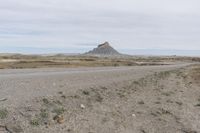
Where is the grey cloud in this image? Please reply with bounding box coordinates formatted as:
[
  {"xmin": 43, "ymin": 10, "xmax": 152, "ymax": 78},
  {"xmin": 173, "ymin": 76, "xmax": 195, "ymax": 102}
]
[{"xmin": 0, "ymin": 0, "xmax": 200, "ymax": 52}]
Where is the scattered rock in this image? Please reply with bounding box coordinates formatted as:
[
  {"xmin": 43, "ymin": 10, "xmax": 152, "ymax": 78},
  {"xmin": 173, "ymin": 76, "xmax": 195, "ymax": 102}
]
[
  {"xmin": 138, "ymin": 100, "xmax": 145, "ymax": 105},
  {"xmin": 132, "ymin": 114, "xmax": 136, "ymax": 117},
  {"xmin": 80, "ymin": 104, "xmax": 86, "ymax": 109},
  {"xmin": 53, "ymin": 115, "xmax": 65, "ymax": 124},
  {"xmin": 175, "ymin": 101, "xmax": 183, "ymax": 106},
  {"xmin": 58, "ymin": 91, "xmax": 63, "ymax": 95},
  {"xmin": 140, "ymin": 129, "xmax": 147, "ymax": 133},
  {"xmin": 57, "ymin": 117, "xmax": 65, "ymax": 124}
]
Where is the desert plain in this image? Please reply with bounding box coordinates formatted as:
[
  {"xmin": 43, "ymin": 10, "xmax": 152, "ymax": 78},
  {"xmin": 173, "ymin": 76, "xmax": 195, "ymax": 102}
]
[{"xmin": 0, "ymin": 54, "xmax": 200, "ymax": 133}]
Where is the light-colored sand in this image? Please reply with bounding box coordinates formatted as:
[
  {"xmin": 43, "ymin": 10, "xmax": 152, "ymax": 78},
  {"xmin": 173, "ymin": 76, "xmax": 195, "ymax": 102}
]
[{"xmin": 0, "ymin": 59, "xmax": 18, "ymax": 63}]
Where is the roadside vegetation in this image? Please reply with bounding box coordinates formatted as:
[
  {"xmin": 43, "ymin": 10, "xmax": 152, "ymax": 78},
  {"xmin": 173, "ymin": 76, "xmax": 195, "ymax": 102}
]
[
  {"xmin": 0, "ymin": 108, "xmax": 8, "ymax": 119},
  {"xmin": 0, "ymin": 54, "xmax": 199, "ymax": 69}
]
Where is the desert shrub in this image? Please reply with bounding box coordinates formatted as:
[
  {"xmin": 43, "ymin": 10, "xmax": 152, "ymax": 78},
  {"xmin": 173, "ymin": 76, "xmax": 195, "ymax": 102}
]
[
  {"xmin": 42, "ymin": 98, "xmax": 49, "ymax": 104},
  {"xmin": 30, "ymin": 118, "xmax": 40, "ymax": 126},
  {"xmin": 82, "ymin": 90, "xmax": 90, "ymax": 95},
  {"xmin": 52, "ymin": 107, "xmax": 65, "ymax": 115},
  {"xmin": 0, "ymin": 109, "xmax": 8, "ymax": 119},
  {"xmin": 40, "ymin": 109, "xmax": 49, "ymax": 118}
]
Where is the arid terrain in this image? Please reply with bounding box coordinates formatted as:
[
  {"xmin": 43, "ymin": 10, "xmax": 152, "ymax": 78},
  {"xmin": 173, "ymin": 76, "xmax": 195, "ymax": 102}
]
[
  {"xmin": 1, "ymin": 0, "xmax": 200, "ymax": 132},
  {"xmin": 0, "ymin": 54, "xmax": 200, "ymax": 69},
  {"xmin": 0, "ymin": 55, "xmax": 200, "ymax": 133}
]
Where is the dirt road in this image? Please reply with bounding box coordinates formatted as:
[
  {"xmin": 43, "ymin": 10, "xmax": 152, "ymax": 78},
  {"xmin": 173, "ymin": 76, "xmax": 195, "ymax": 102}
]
[{"xmin": 0, "ymin": 64, "xmax": 189, "ymax": 107}]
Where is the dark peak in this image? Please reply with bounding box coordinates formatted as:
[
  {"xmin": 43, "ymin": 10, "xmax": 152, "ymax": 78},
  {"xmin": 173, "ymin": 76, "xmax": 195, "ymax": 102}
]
[
  {"xmin": 98, "ymin": 41, "xmax": 110, "ymax": 48},
  {"xmin": 85, "ymin": 41, "xmax": 121, "ymax": 56}
]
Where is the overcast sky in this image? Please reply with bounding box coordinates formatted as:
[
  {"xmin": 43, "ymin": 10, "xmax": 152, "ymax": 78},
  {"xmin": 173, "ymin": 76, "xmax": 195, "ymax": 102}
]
[{"xmin": 0, "ymin": 0, "xmax": 200, "ymax": 54}]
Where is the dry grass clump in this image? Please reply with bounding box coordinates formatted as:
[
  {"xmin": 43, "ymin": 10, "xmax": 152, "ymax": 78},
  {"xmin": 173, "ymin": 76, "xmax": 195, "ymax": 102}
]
[
  {"xmin": 189, "ymin": 65, "xmax": 200, "ymax": 85},
  {"xmin": 0, "ymin": 108, "xmax": 8, "ymax": 119},
  {"xmin": 30, "ymin": 118, "xmax": 40, "ymax": 126}
]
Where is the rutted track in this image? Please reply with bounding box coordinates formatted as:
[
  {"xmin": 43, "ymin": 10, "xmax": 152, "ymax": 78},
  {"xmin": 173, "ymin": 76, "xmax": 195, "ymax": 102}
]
[{"xmin": 0, "ymin": 64, "xmax": 191, "ymax": 107}]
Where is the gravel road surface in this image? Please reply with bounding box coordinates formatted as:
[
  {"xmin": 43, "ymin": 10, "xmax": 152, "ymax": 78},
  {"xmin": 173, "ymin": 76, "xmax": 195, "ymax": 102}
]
[{"xmin": 0, "ymin": 64, "xmax": 190, "ymax": 107}]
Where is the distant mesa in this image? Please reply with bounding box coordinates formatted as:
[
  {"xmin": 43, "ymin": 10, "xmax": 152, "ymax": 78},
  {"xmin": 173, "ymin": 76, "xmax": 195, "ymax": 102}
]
[{"xmin": 85, "ymin": 42, "xmax": 121, "ymax": 56}]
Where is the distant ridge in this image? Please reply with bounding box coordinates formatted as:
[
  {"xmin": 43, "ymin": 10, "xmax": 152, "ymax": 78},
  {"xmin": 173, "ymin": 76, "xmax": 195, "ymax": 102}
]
[{"xmin": 85, "ymin": 42, "xmax": 121, "ymax": 56}]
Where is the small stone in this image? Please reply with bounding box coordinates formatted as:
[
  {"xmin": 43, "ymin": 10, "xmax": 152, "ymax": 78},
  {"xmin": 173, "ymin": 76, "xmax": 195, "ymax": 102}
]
[
  {"xmin": 54, "ymin": 115, "xmax": 65, "ymax": 124},
  {"xmin": 80, "ymin": 104, "xmax": 85, "ymax": 109},
  {"xmin": 132, "ymin": 114, "xmax": 136, "ymax": 117},
  {"xmin": 57, "ymin": 117, "xmax": 65, "ymax": 124},
  {"xmin": 138, "ymin": 100, "xmax": 145, "ymax": 105}
]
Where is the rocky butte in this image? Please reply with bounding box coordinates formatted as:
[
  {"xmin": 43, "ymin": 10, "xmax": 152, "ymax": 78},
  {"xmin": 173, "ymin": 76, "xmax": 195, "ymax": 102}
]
[{"xmin": 85, "ymin": 42, "xmax": 121, "ymax": 56}]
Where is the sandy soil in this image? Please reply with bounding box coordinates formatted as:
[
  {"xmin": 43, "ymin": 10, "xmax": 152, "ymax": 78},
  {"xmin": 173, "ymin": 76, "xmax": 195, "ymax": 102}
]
[{"xmin": 0, "ymin": 63, "xmax": 199, "ymax": 133}]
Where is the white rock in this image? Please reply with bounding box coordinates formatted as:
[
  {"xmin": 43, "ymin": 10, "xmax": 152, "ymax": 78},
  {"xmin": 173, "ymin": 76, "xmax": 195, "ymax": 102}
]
[
  {"xmin": 132, "ymin": 114, "xmax": 136, "ymax": 117},
  {"xmin": 80, "ymin": 104, "xmax": 85, "ymax": 109}
]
